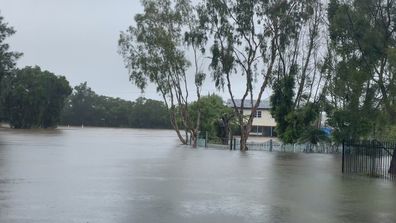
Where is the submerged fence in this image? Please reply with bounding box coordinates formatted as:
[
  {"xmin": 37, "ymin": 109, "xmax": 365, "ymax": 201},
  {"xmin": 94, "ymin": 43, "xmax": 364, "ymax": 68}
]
[
  {"xmin": 197, "ymin": 135, "xmax": 340, "ymax": 154},
  {"xmin": 342, "ymin": 140, "xmax": 396, "ymax": 180},
  {"xmin": 231, "ymin": 139, "xmax": 340, "ymax": 153}
]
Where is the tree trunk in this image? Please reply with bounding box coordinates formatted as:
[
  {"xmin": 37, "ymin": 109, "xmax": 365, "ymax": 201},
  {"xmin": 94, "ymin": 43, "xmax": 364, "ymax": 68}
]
[
  {"xmin": 169, "ymin": 110, "xmax": 187, "ymax": 145},
  {"xmin": 174, "ymin": 128, "xmax": 187, "ymax": 145},
  {"xmin": 240, "ymin": 128, "xmax": 249, "ymax": 151},
  {"xmin": 191, "ymin": 130, "xmax": 198, "ymax": 148},
  {"xmin": 388, "ymin": 150, "xmax": 396, "ymax": 174}
]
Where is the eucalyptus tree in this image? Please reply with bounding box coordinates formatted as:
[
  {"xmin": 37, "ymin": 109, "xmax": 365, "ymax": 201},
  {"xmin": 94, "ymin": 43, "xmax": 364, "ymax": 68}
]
[
  {"xmin": 200, "ymin": 0, "xmax": 318, "ymax": 150},
  {"xmin": 119, "ymin": 0, "xmax": 207, "ymax": 147},
  {"xmin": 326, "ymin": 0, "xmax": 396, "ymax": 174},
  {"xmin": 326, "ymin": 0, "xmax": 396, "ymax": 141},
  {"xmin": 270, "ymin": 0, "xmax": 327, "ymax": 143},
  {"xmin": 180, "ymin": 0, "xmax": 208, "ymax": 147}
]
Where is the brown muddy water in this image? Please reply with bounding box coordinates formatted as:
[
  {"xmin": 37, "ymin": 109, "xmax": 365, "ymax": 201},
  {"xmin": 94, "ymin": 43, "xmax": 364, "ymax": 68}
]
[{"xmin": 0, "ymin": 127, "xmax": 395, "ymax": 223}]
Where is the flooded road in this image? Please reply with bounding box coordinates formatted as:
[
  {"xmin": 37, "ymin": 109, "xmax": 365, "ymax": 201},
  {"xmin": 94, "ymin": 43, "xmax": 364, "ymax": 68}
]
[{"xmin": 0, "ymin": 127, "xmax": 395, "ymax": 223}]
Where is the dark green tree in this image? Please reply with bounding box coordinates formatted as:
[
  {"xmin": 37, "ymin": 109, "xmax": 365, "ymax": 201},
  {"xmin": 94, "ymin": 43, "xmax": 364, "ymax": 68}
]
[
  {"xmin": 62, "ymin": 82, "xmax": 97, "ymax": 126},
  {"xmin": 188, "ymin": 94, "xmax": 234, "ymax": 144},
  {"xmin": 326, "ymin": 0, "xmax": 396, "ymax": 173},
  {"xmin": 270, "ymin": 71, "xmax": 295, "ymax": 143},
  {"xmin": 0, "ymin": 13, "xmax": 22, "ymax": 120},
  {"xmin": 0, "ymin": 13, "xmax": 22, "ymax": 84},
  {"xmin": 4, "ymin": 66, "xmax": 71, "ymax": 128},
  {"xmin": 327, "ymin": 0, "xmax": 396, "ymax": 135}
]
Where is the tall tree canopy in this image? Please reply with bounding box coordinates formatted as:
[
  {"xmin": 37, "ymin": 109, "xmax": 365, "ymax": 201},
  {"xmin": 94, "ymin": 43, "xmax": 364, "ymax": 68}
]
[
  {"xmin": 326, "ymin": 0, "xmax": 396, "ymax": 141},
  {"xmin": 3, "ymin": 66, "xmax": 72, "ymax": 128},
  {"xmin": 119, "ymin": 0, "xmax": 207, "ymax": 146},
  {"xmin": 200, "ymin": 0, "xmax": 322, "ymax": 150}
]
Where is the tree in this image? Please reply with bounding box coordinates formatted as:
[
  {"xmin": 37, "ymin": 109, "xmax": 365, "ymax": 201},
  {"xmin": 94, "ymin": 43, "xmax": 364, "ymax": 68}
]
[
  {"xmin": 326, "ymin": 0, "xmax": 396, "ymax": 173},
  {"xmin": 200, "ymin": 0, "xmax": 318, "ymax": 150},
  {"xmin": 268, "ymin": 0, "xmax": 329, "ymax": 145},
  {"xmin": 0, "ymin": 13, "xmax": 22, "ymax": 120},
  {"xmin": 0, "ymin": 13, "xmax": 22, "ymax": 84},
  {"xmin": 327, "ymin": 0, "xmax": 396, "ymax": 133},
  {"xmin": 3, "ymin": 66, "xmax": 72, "ymax": 128},
  {"xmin": 119, "ymin": 0, "xmax": 206, "ymax": 147},
  {"xmin": 270, "ymin": 71, "xmax": 295, "ymax": 143},
  {"xmin": 62, "ymin": 82, "xmax": 97, "ymax": 126},
  {"xmin": 188, "ymin": 94, "xmax": 234, "ymax": 144}
]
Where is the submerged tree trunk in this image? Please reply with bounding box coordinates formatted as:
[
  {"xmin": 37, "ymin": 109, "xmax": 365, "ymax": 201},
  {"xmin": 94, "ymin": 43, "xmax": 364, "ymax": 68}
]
[
  {"xmin": 389, "ymin": 150, "xmax": 396, "ymax": 174},
  {"xmin": 239, "ymin": 127, "xmax": 250, "ymax": 151},
  {"xmin": 191, "ymin": 129, "xmax": 198, "ymax": 148},
  {"xmin": 169, "ymin": 109, "xmax": 187, "ymax": 145}
]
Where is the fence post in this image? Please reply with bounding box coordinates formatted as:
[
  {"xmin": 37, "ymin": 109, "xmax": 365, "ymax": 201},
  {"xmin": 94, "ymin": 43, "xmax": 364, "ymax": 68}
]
[
  {"xmin": 269, "ymin": 139, "xmax": 273, "ymax": 152},
  {"xmin": 230, "ymin": 135, "xmax": 233, "ymax": 150},
  {"xmin": 342, "ymin": 140, "xmax": 345, "ymax": 173},
  {"xmin": 370, "ymin": 140, "xmax": 375, "ymax": 176},
  {"xmin": 205, "ymin": 131, "xmax": 208, "ymax": 148}
]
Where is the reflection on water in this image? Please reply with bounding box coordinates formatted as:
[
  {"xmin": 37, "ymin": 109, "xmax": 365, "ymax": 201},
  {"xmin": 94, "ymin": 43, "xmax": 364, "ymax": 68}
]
[{"xmin": 0, "ymin": 127, "xmax": 395, "ymax": 223}]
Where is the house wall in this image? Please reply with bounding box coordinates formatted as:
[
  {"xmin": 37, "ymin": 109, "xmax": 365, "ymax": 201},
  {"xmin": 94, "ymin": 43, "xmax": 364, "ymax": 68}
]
[{"xmin": 242, "ymin": 109, "xmax": 276, "ymax": 127}]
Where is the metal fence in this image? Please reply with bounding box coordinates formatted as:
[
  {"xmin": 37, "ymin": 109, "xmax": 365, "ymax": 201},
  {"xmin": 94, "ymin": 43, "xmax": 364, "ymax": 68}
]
[
  {"xmin": 197, "ymin": 136, "xmax": 340, "ymax": 154},
  {"xmin": 231, "ymin": 139, "xmax": 340, "ymax": 153},
  {"xmin": 342, "ymin": 140, "xmax": 396, "ymax": 180}
]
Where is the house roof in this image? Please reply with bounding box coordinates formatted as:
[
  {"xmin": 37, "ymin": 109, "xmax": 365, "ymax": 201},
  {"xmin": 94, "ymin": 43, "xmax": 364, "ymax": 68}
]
[{"xmin": 226, "ymin": 99, "xmax": 271, "ymax": 109}]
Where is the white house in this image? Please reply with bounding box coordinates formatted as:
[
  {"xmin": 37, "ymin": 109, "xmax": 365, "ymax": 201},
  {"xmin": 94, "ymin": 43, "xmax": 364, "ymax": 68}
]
[{"xmin": 227, "ymin": 99, "xmax": 277, "ymax": 137}]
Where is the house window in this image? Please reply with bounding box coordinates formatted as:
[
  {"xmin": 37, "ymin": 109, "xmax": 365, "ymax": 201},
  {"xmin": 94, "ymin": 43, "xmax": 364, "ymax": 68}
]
[{"xmin": 254, "ymin": 111, "xmax": 262, "ymax": 118}]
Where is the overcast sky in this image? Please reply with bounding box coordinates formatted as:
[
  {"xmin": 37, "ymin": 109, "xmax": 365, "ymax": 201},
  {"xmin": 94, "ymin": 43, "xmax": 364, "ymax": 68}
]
[{"xmin": 1, "ymin": 0, "xmax": 272, "ymax": 102}]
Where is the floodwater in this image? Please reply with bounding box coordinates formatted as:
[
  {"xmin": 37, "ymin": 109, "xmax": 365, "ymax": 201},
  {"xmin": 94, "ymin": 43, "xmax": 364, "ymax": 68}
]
[{"xmin": 0, "ymin": 127, "xmax": 395, "ymax": 223}]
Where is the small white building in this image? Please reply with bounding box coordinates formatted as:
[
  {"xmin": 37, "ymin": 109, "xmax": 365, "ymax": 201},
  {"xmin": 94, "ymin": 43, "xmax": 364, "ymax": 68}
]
[{"xmin": 227, "ymin": 99, "xmax": 277, "ymax": 137}]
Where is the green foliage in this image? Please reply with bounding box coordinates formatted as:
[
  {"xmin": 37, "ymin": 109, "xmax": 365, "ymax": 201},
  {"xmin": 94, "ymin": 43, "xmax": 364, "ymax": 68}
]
[
  {"xmin": 327, "ymin": 108, "xmax": 374, "ymax": 142},
  {"xmin": 0, "ymin": 13, "xmax": 22, "ymax": 120},
  {"xmin": 326, "ymin": 0, "xmax": 396, "ymax": 140},
  {"xmin": 270, "ymin": 74, "xmax": 295, "ymax": 142},
  {"xmin": 298, "ymin": 127, "xmax": 330, "ymax": 145},
  {"xmin": 188, "ymin": 94, "xmax": 234, "ymax": 142},
  {"xmin": 270, "ymin": 63, "xmax": 327, "ymax": 143},
  {"xmin": 283, "ymin": 104, "xmax": 320, "ymax": 144},
  {"xmin": 0, "ymin": 14, "xmax": 22, "ymax": 83},
  {"xmin": 200, "ymin": 0, "xmax": 321, "ymax": 150},
  {"xmin": 61, "ymin": 82, "xmax": 171, "ymax": 129},
  {"xmin": 270, "ymin": 72, "xmax": 324, "ymax": 144},
  {"xmin": 118, "ymin": 0, "xmax": 190, "ymax": 95},
  {"xmin": 3, "ymin": 66, "xmax": 72, "ymax": 128},
  {"xmin": 129, "ymin": 97, "xmax": 171, "ymax": 129},
  {"xmin": 119, "ymin": 0, "xmax": 205, "ymax": 145}
]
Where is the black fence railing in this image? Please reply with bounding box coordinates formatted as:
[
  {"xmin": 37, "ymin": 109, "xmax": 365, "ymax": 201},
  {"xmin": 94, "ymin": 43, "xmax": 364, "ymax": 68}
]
[{"xmin": 342, "ymin": 140, "xmax": 396, "ymax": 180}]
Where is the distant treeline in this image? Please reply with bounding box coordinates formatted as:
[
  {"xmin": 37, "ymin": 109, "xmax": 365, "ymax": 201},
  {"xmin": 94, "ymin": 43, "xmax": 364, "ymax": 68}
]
[
  {"xmin": 0, "ymin": 67, "xmax": 172, "ymax": 129},
  {"xmin": 60, "ymin": 82, "xmax": 171, "ymax": 129},
  {"xmin": 0, "ymin": 14, "xmax": 172, "ymax": 130}
]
